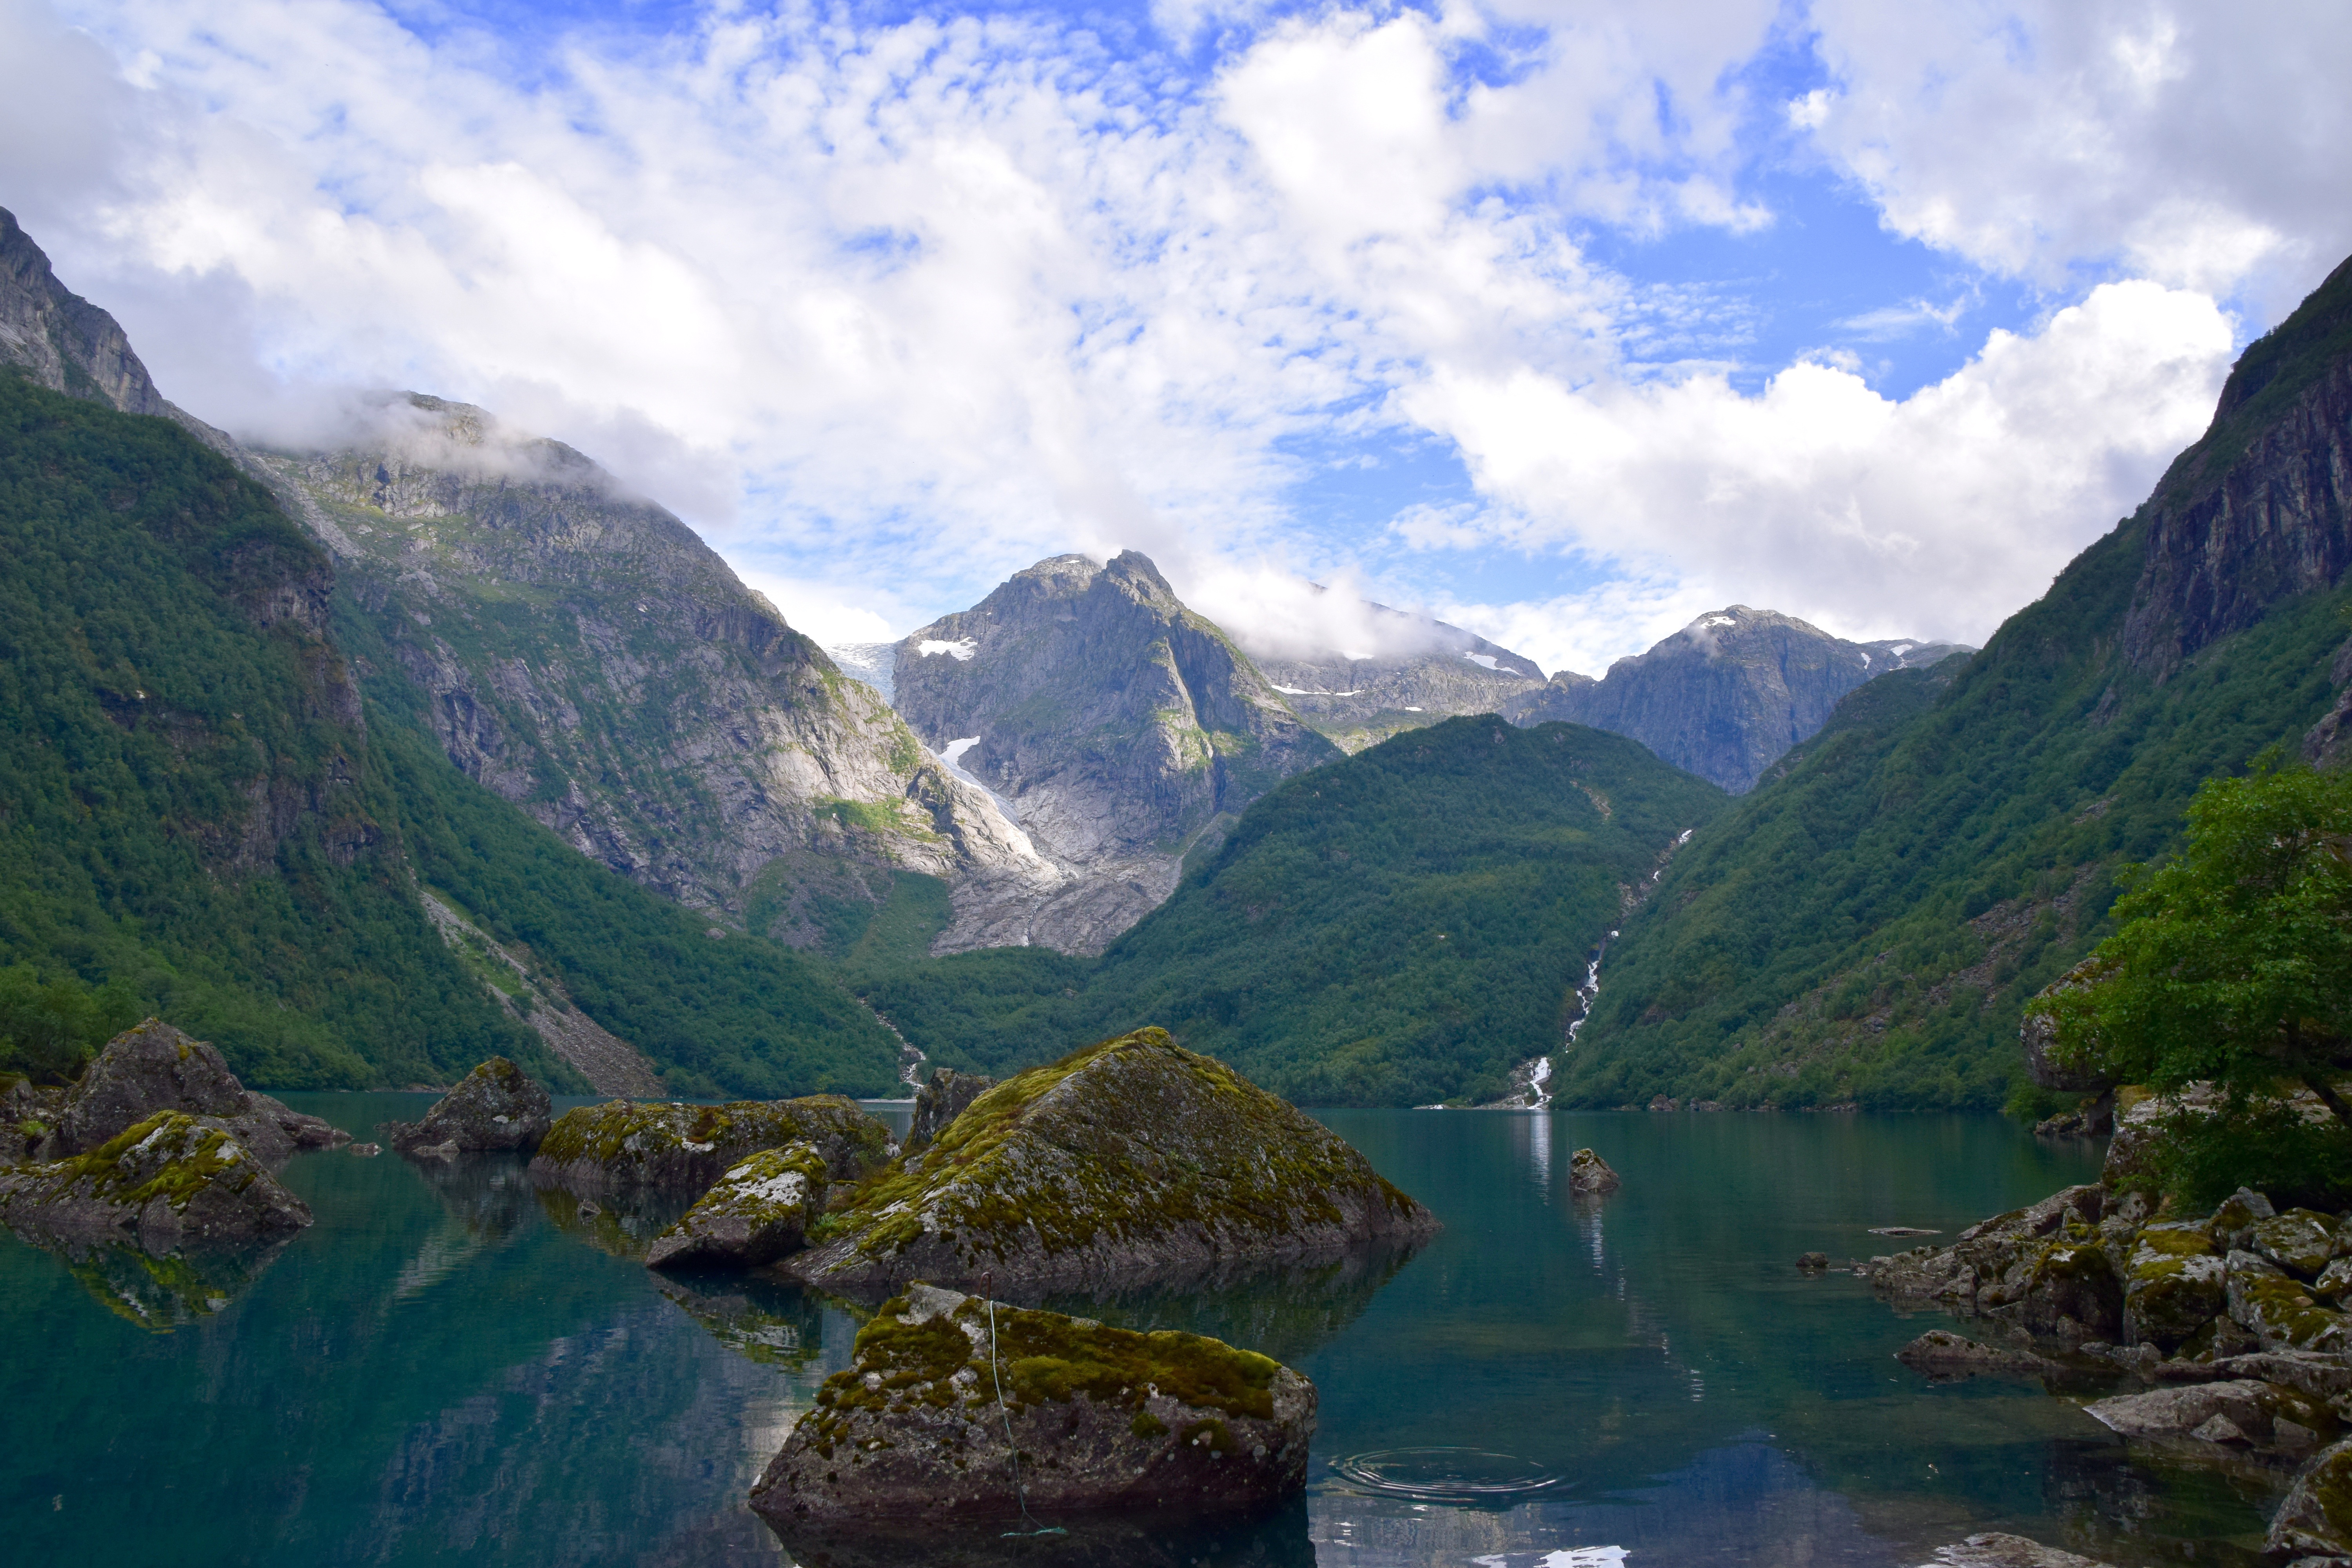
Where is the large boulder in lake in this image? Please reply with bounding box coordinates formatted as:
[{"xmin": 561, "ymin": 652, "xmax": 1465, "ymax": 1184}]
[
  {"xmin": 646, "ymin": 1143, "xmax": 830, "ymax": 1270},
  {"xmin": 784, "ymin": 1028, "xmax": 1439, "ymax": 1298},
  {"xmin": 905, "ymin": 1067, "xmax": 994, "ymax": 1153},
  {"xmin": 0, "ymin": 1110, "xmax": 312, "ymax": 1249},
  {"xmin": 528, "ymin": 1096, "xmax": 891, "ymax": 1198},
  {"xmin": 50, "ymin": 1019, "xmax": 347, "ymax": 1167},
  {"xmin": 1568, "ymin": 1147, "xmax": 1621, "ymax": 1195},
  {"xmin": 749, "ymin": 1283, "xmax": 1313, "ymax": 1538},
  {"xmin": 380, "ymin": 1057, "xmax": 551, "ymax": 1154}
]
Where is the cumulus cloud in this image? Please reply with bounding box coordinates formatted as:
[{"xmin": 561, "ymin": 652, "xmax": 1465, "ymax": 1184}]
[{"xmin": 0, "ymin": 0, "xmax": 2341, "ymax": 673}]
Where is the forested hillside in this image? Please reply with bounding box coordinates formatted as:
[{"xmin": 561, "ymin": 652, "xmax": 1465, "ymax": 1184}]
[
  {"xmin": 1562, "ymin": 253, "xmax": 2352, "ymax": 1112},
  {"xmin": 0, "ymin": 372, "xmax": 904, "ymax": 1096},
  {"xmin": 851, "ymin": 717, "xmax": 1727, "ymax": 1105}
]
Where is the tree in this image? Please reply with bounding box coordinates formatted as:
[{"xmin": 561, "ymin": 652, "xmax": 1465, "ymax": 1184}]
[{"xmin": 2031, "ymin": 754, "xmax": 2352, "ymax": 1120}]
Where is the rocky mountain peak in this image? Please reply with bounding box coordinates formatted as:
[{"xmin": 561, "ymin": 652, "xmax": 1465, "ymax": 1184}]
[
  {"xmin": 891, "ymin": 550, "xmax": 1339, "ymax": 953},
  {"xmin": 0, "ymin": 208, "xmax": 170, "ymax": 419},
  {"xmin": 1243, "ymin": 596, "xmax": 1547, "ymax": 752}
]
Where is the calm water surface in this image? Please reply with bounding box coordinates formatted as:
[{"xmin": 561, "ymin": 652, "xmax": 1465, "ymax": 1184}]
[{"xmin": 0, "ymin": 1100, "xmax": 2292, "ymax": 1566}]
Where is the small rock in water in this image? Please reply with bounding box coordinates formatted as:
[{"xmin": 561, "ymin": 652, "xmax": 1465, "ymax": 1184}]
[
  {"xmin": 530, "ymin": 1096, "xmax": 891, "ymax": 1200},
  {"xmin": 49, "ymin": 1018, "xmax": 347, "ymax": 1168},
  {"xmin": 1568, "ymin": 1147, "xmax": 1621, "ymax": 1196},
  {"xmin": 0, "ymin": 1110, "xmax": 313, "ymax": 1249},
  {"xmin": 1797, "ymin": 1252, "xmax": 1829, "ymax": 1271},
  {"xmin": 347, "ymin": 1142, "xmax": 381, "ymax": 1157},
  {"xmin": 749, "ymin": 1283, "xmax": 1313, "ymax": 1539},
  {"xmin": 1918, "ymin": 1533, "xmax": 2116, "ymax": 1568},
  {"xmin": 1895, "ymin": 1329, "xmax": 2055, "ymax": 1380},
  {"xmin": 380, "ymin": 1057, "xmax": 553, "ymax": 1154},
  {"xmin": 1868, "ymin": 1225, "xmax": 1940, "ymax": 1237}
]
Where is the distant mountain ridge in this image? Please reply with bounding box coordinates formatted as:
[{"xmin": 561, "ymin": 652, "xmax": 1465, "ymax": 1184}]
[
  {"xmin": 1505, "ymin": 606, "xmax": 1970, "ymax": 793},
  {"xmin": 1242, "ymin": 600, "xmax": 1545, "ymax": 752}
]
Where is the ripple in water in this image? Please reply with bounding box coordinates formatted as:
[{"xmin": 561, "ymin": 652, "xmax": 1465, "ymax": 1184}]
[{"xmin": 1331, "ymin": 1446, "xmax": 1564, "ymax": 1505}]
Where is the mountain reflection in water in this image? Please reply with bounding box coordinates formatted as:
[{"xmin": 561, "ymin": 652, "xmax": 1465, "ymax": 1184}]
[{"xmin": 0, "ymin": 1093, "xmax": 2288, "ymax": 1565}]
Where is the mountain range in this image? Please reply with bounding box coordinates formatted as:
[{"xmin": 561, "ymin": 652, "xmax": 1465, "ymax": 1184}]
[{"xmin": 9, "ymin": 194, "xmax": 2347, "ymax": 1116}]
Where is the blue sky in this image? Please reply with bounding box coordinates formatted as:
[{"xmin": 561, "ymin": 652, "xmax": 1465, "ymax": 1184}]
[{"xmin": 5, "ymin": 0, "xmax": 2348, "ymax": 672}]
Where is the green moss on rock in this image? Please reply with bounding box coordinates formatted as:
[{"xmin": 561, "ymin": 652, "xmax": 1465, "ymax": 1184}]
[{"xmin": 530, "ymin": 1094, "xmax": 889, "ymax": 1198}]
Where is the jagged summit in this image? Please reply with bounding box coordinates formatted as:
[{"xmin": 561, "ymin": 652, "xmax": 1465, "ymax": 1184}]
[
  {"xmin": 891, "ymin": 550, "xmax": 1338, "ymax": 953},
  {"xmin": 1243, "ymin": 597, "xmax": 1546, "ymax": 752},
  {"xmin": 1506, "ymin": 605, "xmax": 1969, "ymax": 793}
]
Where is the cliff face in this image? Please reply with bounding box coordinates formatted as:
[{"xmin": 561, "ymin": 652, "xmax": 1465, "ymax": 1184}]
[
  {"xmin": 250, "ymin": 396, "xmax": 1036, "ymax": 926},
  {"xmin": 1247, "ymin": 605, "xmax": 1545, "ymax": 753},
  {"xmin": 0, "ymin": 208, "xmax": 172, "ymax": 419},
  {"xmin": 1503, "ymin": 607, "xmax": 1967, "ymax": 793},
  {"xmin": 892, "ymin": 553, "xmax": 1339, "ymax": 953},
  {"xmin": 2124, "ymin": 253, "xmax": 2352, "ymax": 677}
]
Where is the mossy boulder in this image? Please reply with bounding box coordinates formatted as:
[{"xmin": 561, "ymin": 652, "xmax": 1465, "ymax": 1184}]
[
  {"xmin": 1568, "ymin": 1147, "xmax": 1621, "ymax": 1195},
  {"xmin": 2085, "ymin": 1378, "xmax": 2333, "ymax": 1448},
  {"xmin": 2010, "ymin": 1231, "xmax": 2123, "ymax": 1343},
  {"xmin": 53, "ymin": 1019, "xmax": 346, "ymax": 1167},
  {"xmin": 2206, "ymin": 1187, "xmax": 2275, "ymax": 1250},
  {"xmin": 782, "ymin": 1028, "xmax": 1439, "ymax": 1297},
  {"xmin": 2123, "ymin": 1221, "xmax": 2226, "ymax": 1350},
  {"xmin": 2226, "ymin": 1250, "xmax": 2352, "ymax": 1353},
  {"xmin": 0, "ymin": 1110, "xmax": 312, "ymax": 1250},
  {"xmin": 646, "ymin": 1143, "xmax": 830, "ymax": 1270},
  {"xmin": 2268, "ymin": 1437, "xmax": 2352, "ymax": 1557},
  {"xmin": 381, "ymin": 1057, "xmax": 551, "ymax": 1154},
  {"xmin": 528, "ymin": 1095, "xmax": 891, "ymax": 1199},
  {"xmin": 906, "ymin": 1067, "xmax": 995, "ymax": 1154},
  {"xmin": 2250, "ymin": 1208, "xmax": 2339, "ymax": 1278},
  {"xmin": 749, "ymin": 1283, "xmax": 1314, "ymax": 1538}
]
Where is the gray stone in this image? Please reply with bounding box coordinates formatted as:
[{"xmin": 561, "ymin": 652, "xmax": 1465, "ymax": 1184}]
[
  {"xmin": 0, "ymin": 1111, "xmax": 312, "ymax": 1249},
  {"xmin": 2229, "ymin": 1250, "xmax": 2352, "ymax": 1353},
  {"xmin": 2257, "ymin": 1209, "xmax": 2342, "ymax": 1278},
  {"xmin": 381, "ymin": 1057, "xmax": 552, "ymax": 1154},
  {"xmin": 1895, "ymin": 1329, "xmax": 2056, "ymax": 1380},
  {"xmin": 529, "ymin": 1095, "xmax": 893, "ymax": 1199},
  {"xmin": 749, "ymin": 1284, "xmax": 1314, "ymax": 1534},
  {"xmin": 2270, "ymin": 1438, "xmax": 2352, "ymax": 1558},
  {"xmin": 905, "ymin": 1068, "xmax": 995, "ymax": 1153},
  {"xmin": 52, "ymin": 1020, "xmax": 346, "ymax": 1169},
  {"xmin": 646, "ymin": 1143, "xmax": 830, "ymax": 1271},
  {"xmin": 2122, "ymin": 1221, "xmax": 2225, "ymax": 1350},
  {"xmin": 1916, "ymin": 1533, "xmax": 2114, "ymax": 1568},
  {"xmin": 1568, "ymin": 1147, "xmax": 1622, "ymax": 1196}
]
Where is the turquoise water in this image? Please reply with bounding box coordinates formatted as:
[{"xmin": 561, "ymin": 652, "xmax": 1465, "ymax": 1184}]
[{"xmin": 0, "ymin": 1100, "xmax": 2290, "ymax": 1565}]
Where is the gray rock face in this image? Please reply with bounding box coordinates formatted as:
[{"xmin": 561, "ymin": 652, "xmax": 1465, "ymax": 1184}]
[
  {"xmin": 0, "ymin": 206, "xmax": 172, "ymax": 420},
  {"xmin": 645, "ymin": 1143, "xmax": 830, "ymax": 1270},
  {"xmin": 1245, "ymin": 601, "xmax": 1544, "ymax": 753},
  {"xmin": 244, "ymin": 394, "xmax": 1034, "ymax": 932},
  {"xmin": 787, "ymin": 1028, "xmax": 1439, "ymax": 1298},
  {"xmin": 381, "ymin": 1056, "xmax": 552, "ymax": 1153},
  {"xmin": 53, "ymin": 1020, "xmax": 347, "ymax": 1169},
  {"xmin": 1503, "ymin": 606, "xmax": 1969, "ymax": 793},
  {"xmin": 2084, "ymin": 1377, "xmax": 2332, "ymax": 1446},
  {"xmin": 2125, "ymin": 252, "xmax": 2352, "ymax": 678},
  {"xmin": 0, "ymin": 1110, "xmax": 313, "ymax": 1249},
  {"xmin": 1567, "ymin": 1147, "xmax": 1621, "ymax": 1195},
  {"xmin": 891, "ymin": 553, "xmax": 1340, "ymax": 954},
  {"xmin": 2269, "ymin": 1436, "xmax": 2352, "ymax": 1557},
  {"xmin": 528, "ymin": 1096, "xmax": 893, "ymax": 1199},
  {"xmin": 749, "ymin": 1284, "xmax": 1314, "ymax": 1535},
  {"xmin": 905, "ymin": 1067, "xmax": 995, "ymax": 1153}
]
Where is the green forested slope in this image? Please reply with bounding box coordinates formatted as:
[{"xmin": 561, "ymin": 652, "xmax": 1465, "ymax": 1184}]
[
  {"xmin": 0, "ymin": 373, "xmax": 903, "ymax": 1096},
  {"xmin": 852, "ymin": 717, "xmax": 1727, "ymax": 1105}
]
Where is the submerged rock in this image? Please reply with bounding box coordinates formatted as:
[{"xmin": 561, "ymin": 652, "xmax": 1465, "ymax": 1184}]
[
  {"xmin": 0, "ymin": 1110, "xmax": 312, "ymax": 1249},
  {"xmin": 783, "ymin": 1028, "xmax": 1439, "ymax": 1297},
  {"xmin": 528, "ymin": 1095, "xmax": 891, "ymax": 1198},
  {"xmin": 1568, "ymin": 1147, "xmax": 1621, "ymax": 1196},
  {"xmin": 1916, "ymin": 1534, "xmax": 2114, "ymax": 1568},
  {"xmin": 2268, "ymin": 1437, "xmax": 2352, "ymax": 1558},
  {"xmin": 46, "ymin": 1019, "xmax": 346, "ymax": 1168},
  {"xmin": 906, "ymin": 1067, "xmax": 995, "ymax": 1153},
  {"xmin": 749, "ymin": 1283, "xmax": 1314, "ymax": 1534},
  {"xmin": 1895, "ymin": 1329, "xmax": 2056, "ymax": 1380},
  {"xmin": 646, "ymin": 1143, "xmax": 830, "ymax": 1270},
  {"xmin": 380, "ymin": 1057, "xmax": 552, "ymax": 1154}
]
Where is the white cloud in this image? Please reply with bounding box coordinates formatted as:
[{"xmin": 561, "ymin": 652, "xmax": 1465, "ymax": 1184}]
[{"xmin": 2, "ymin": 0, "xmax": 2343, "ymax": 675}]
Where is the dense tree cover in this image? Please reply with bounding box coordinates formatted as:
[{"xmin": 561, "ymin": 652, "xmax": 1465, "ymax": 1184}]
[
  {"xmin": 0, "ymin": 372, "xmax": 545, "ymax": 1088},
  {"xmin": 0, "ymin": 374, "xmax": 902, "ymax": 1097},
  {"xmin": 2036, "ymin": 758, "xmax": 2352, "ymax": 1112},
  {"xmin": 851, "ymin": 717, "xmax": 1728, "ymax": 1105},
  {"xmin": 1559, "ymin": 538, "xmax": 2352, "ymax": 1112}
]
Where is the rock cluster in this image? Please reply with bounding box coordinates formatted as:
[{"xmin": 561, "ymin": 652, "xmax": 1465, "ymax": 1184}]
[
  {"xmin": 4, "ymin": 1019, "xmax": 347, "ymax": 1168},
  {"xmin": 528, "ymin": 1095, "xmax": 891, "ymax": 1198},
  {"xmin": 645, "ymin": 1143, "xmax": 831, "ymax": 1270},
  {"xmin": 381, "ymin": 1057, "xmax": 552, "ymax": 1154},
  {"xmin": 0, "ymin": 1111, "xmax": 312, "ymax": 1249},
  {"xmin": 784, "ymin": 1028, "xmax": 1440, "ymax": 1298},
  {"xmin": 749, "ymin": 1283, "xmax": 1314, "ymax": 1537}
]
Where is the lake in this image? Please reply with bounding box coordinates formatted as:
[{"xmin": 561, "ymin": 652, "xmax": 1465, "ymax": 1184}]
[{"xmin": 0, "ymin": 1100, "xmax": 2291, "ymax": 1565}]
